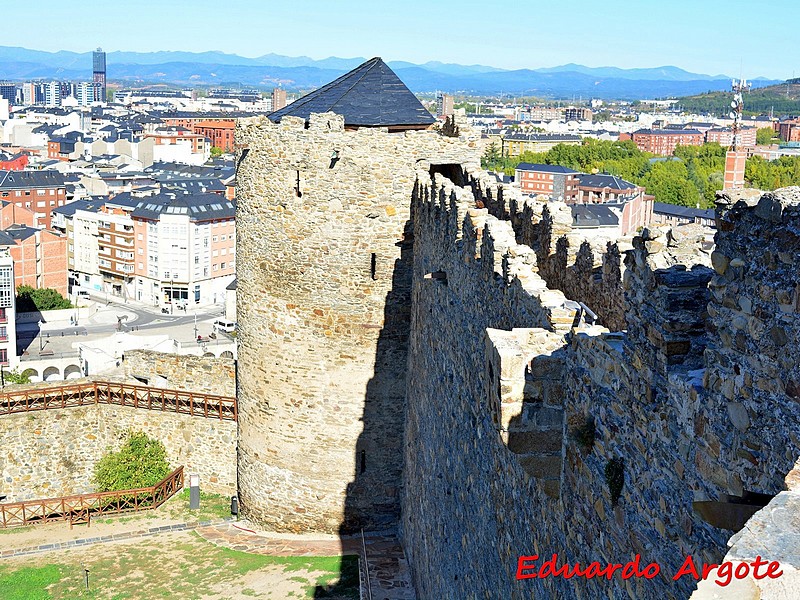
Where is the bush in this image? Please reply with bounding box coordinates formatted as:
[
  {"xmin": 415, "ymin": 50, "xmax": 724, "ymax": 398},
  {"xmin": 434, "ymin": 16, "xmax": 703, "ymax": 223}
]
[
  {"xmin": 15, "ymin": 286, "xmax": 72, "ymax": 312},
  {"xmin": 3, "ymin": 369, "xmax": 31, "ymax": 384},
  {"xmin": 94, "ymin": 431, "xmax": 171, "ymax": 492}
]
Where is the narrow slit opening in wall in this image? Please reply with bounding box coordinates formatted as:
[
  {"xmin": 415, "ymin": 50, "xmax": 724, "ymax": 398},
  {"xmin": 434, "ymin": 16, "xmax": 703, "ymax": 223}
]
[
  {"xmin": 360, "ymin": 450, "xmax": 366, "ymax": 474},
  {"xmin": 370, "ymin": 253, "xmax": 377, "ymax": 280},
  {"xmin": 295, "ymin": 170, "xmax": 302, "ymax": 198},
  {"xmin": 423, "ymin": 271, "xmax": 448, "ymax": 285}
]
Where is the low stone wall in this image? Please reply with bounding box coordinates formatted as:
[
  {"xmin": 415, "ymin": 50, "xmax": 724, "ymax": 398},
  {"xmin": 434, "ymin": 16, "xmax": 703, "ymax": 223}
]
[
  {"xmin": 120, "ymin": 350, "xmax": 236, "ymax": 396},
  {"xmin": 0, "ymin": 404, "xmax": 236, "ymax": 502}
]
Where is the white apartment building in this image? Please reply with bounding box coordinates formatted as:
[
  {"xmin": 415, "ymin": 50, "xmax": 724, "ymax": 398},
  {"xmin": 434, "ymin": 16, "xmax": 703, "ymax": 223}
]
[
  {"xmin": 132, "ymin": 192, "xmax": 235, "ymax": 306},
  {"xmin": 0, "ymin": 248, "xmax": 18, "ymax": 371},
  {"xmin": 57, "ymin": 192, "xmax": 235, "ymax": 306}
]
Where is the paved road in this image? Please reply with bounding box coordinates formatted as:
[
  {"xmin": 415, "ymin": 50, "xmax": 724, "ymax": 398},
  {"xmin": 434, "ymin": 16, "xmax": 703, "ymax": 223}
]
[{"xmin": 15, "ymin": 298, "xmax": 232, "ymax": 355}]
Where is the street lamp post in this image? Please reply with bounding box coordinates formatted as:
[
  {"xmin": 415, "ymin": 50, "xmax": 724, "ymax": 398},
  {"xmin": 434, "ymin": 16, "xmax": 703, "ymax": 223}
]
[{"xmin": 170, "ymin": 278, "xmax": 174, "ymax": 314}]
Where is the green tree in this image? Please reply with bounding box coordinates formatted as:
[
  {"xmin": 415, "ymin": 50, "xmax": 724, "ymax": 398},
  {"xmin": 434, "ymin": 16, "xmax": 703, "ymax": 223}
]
[
  {"xmin": 481, "ymin": 141, "xmax": 504, "ymax": 171},
  {"xmin": 15, "ymin": 286, "xmax": 72, "ymax": 312},
  {"xmin": 756, "ymin": 127, "xmax": 776, "ymax": 145},
  {"xmin": 93, "ymin": 431, "xmax": 171, "ymax": 492},
  {"xmin": 3, "ymin": 369, "xmax": 32, "ymax": 385},
  {"xmin": 210, "ymin": 146, "xmax": 224, "ymax": 157}
]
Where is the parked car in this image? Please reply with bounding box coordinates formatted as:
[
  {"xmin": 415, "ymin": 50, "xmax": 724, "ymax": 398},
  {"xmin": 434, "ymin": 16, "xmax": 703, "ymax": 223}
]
[{"xmin": 213, "ymin": 319, "xmax": 236, "ymax": 333}]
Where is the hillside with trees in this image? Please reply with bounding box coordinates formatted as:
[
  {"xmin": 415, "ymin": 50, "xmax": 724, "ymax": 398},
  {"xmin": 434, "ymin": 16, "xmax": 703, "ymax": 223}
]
[{"xmin": 675, "ymin": 80, "xmax": 800, "ymax": 116}]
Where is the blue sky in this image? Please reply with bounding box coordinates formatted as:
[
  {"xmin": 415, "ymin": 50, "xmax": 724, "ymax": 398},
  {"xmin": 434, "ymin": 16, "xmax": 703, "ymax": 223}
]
[{"xmin": 3, "ymin": 0, "xmax": 796, "ymax": 79}]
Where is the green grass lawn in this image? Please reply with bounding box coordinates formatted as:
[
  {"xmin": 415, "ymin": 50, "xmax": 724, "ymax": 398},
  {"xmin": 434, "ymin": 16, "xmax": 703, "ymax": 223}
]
[{"xmin": 0, "ymin": 532, "xmax": 359, "ymax": 599}]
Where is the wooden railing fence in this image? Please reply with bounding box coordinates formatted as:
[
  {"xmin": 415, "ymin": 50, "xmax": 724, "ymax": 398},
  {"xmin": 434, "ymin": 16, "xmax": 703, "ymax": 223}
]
[
  {"xmin": 0, "ymin": 381, "xmax": 236, "ymax": 421},
  {"xmin": 0, "ymin": 466, "xmax": 184, "ymax": 529}
]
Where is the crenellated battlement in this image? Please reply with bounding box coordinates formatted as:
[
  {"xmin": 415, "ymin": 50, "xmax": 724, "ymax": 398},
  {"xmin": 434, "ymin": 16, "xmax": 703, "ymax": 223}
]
[
  {"xmin": 412, "ymin": 168, "xmax": 582, "ymax": 333},
  {"xmin": 404, "ymin": 153, "xmax": 800, "ymax": 598}
]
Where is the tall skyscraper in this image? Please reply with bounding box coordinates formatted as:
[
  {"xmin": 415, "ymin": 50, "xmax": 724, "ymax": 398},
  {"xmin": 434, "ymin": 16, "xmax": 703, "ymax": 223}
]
[
  {"xmin": 0, "ymin": 82, "xmax": 16, "ymax": 105},
  {"xmin": 93, "ymin": 47, "xmax": 106, "ymax": 103}
]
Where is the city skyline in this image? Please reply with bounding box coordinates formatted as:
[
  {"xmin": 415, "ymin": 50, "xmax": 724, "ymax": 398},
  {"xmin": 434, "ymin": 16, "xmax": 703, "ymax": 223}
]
[{"xmin": 2, "ymin": 0, "xmax": 796, "ymax": 80}]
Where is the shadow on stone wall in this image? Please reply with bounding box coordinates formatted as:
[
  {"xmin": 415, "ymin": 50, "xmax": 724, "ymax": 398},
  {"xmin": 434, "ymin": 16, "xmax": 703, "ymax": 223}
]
[{"xmin": 313, "ymin": 218, "xmax": 414, "ymax": 598}]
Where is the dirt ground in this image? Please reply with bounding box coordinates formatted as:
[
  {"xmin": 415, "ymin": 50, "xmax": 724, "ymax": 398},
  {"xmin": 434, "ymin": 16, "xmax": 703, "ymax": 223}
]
[{"xmin": 1, "ymin": 530, "xmax": 355, "ymax": 599}]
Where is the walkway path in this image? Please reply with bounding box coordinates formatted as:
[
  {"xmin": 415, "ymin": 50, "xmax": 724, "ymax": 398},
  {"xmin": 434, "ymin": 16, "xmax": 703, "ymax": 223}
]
[{"xmin": 196, "ymin": 521, "xmax": 416, "ymax": 600}]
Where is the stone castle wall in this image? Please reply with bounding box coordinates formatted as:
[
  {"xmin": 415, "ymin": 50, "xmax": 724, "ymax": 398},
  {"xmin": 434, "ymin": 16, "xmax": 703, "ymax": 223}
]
[
  {"xmin": 400, "ymin": 166, "xmax": 800, "ymax": 599},
  {"xmin": 232, "ymin": 109, "xmax": 798, "ymax": 598},
  {"xmin": 477, "ymin": 173, "xmax": 632, "ymax": 331},
  {"xmin": 0, "ymin": 404, "xmax": 236, "ymax": 502},
  {"xmin": 234, "ymin": 114, "xmax": 480, "ymax": 533},
  {"xmin": 120, "ymin": 350, "xmax": 236, "ymax": 396}
]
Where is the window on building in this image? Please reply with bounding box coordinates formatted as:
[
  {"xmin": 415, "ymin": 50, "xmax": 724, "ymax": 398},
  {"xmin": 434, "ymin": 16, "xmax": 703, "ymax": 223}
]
[{"xmin": 0, "ymin": 348, "xmax": 7, "ymax": 366}]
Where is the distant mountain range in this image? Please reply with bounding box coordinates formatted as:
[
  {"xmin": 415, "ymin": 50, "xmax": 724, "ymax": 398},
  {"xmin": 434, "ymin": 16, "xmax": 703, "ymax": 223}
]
[{"xmin": 0, "ymin": 46, "xmax": 782, "ymax": 100}]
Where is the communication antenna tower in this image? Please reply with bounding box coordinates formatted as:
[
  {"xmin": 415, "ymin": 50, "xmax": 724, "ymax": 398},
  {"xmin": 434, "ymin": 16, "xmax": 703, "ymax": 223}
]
[{"xmin": 729, "ymin": 78, "xmax": 751, "ymax": 150}]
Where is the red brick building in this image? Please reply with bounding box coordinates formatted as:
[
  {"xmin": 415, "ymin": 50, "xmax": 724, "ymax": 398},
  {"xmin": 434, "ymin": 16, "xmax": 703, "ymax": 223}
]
[
  {"xmin": 0, "ymin": 201, "xmax": 36, "ymax": 229},
  {"xmin": 0, "ymin": 170, "xmax": 67, "ymax": 229},
  {"xmin": 192, "ymin": 120, "xmax": 236, "ymax": 152},
  {"xmin": 705, "ymin": 127, "xmax": 757, "ymax": 147},
  {"xmin": 162, "ymin": 117, "xmax": 237, "ymax": 152},
  {"xmin": 0, "ymin": 224, "xmax": 68, "ymax": 295},
  {"xmin": 625, "ymin": 129, "xmax": 704, "ymax": 155},
  {"xmin": 778, "ymin": 118, "xmax": 800, "ymax": 142},
  {"xmin": 0, "ymin": 152, "xmax": 28, "ymax": 171},
  {"xmin": 514, "ymin": 163, "xmax": 580, "ymax": 201},
  {"xmin": 575, "ymin": 173, "xmax": 653, "ymax": 236}
]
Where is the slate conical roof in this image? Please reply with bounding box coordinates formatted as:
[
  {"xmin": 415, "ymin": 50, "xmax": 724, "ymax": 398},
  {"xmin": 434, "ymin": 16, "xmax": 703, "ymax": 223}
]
[{"xmin": 268, "ymin": 57, "xmax": 435, "ymax": 128}]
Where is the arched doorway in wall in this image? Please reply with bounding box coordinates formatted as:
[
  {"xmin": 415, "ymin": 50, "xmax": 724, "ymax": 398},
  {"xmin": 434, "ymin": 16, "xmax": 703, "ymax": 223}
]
[
  {"xmin": 43, "ymin": 366, "xmax": 61, "ymax": 381},
  {"xmin": 220, "ymin": 351, "xmax": 234, "ymax": 359},
  {"xmin": 21, "ymin": 368, "xmax": 39, "ymax": 383},
  {"xmin": 64, "ymin": 365, "xmax": 82, "ymax": 379}
]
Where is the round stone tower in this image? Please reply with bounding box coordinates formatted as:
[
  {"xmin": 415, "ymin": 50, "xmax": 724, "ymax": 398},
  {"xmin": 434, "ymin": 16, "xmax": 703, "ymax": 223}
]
[{"xmin": 235, "ymin": 64, "xmax": 477, "ymax": 533}]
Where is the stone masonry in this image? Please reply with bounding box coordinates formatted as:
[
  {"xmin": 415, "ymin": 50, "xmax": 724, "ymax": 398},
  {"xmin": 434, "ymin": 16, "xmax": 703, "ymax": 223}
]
[
  {"xmin": 401, "ymin": 167, "xmax": 800, "ymax": 599},
  {"xmin": 119, "ymin": 349, "xmax": 236, "ymax": 396},
  {"xmin": 234, "ymin": 113, "xmax": 479, "ymax": 534},
  {"xmin": 233, "ymin": 108, "xmax": 799, "ymax": 599},
  {"xmin": 0, "ymin": 403, "xmax": 236, "ymax": 502}
]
